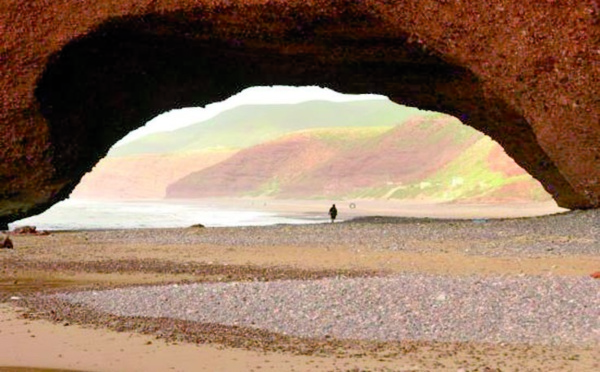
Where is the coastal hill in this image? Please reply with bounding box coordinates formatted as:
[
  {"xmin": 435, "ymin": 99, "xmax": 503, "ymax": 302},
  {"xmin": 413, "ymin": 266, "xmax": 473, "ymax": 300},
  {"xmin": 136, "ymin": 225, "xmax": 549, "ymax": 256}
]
[
  {"xmin": 72, "ymin": 99, "xmax": 431, "ymax": 199},
  {"xmin": 166, "ymin": 116, "xmax": 549, "ymax": 202},
  {"xmin": 108, "ymin": 100, "xmax": 427, "ymax": 156},
  {"xmin": 70, "ymin": 150, "xmax": 236, "ymax": 200},
  {"xmin": 72, "ymin": 100, "xmax": 549, "ymax": 203}
]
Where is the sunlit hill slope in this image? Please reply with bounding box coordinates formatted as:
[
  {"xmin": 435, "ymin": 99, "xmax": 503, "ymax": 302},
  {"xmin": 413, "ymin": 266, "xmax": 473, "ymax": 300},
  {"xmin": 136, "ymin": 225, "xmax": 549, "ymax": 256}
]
[
  {"xmin": 72, "ymin": 100, "xmax": 550, "ymax": 203},
  {"xmin": 108, "ymin": 100, "xmax": 427, "ymax": 156},
  {"xmin": 165, "ymin": 116, "xmax": 549, "ymax": 202}
]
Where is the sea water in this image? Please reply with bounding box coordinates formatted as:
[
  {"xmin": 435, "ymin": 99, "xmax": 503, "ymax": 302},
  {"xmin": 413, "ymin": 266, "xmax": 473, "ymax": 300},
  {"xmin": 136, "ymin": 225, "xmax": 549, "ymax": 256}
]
[{"xmin": 8, "ymin": 199, "xmax": 327, "ymax": 231}]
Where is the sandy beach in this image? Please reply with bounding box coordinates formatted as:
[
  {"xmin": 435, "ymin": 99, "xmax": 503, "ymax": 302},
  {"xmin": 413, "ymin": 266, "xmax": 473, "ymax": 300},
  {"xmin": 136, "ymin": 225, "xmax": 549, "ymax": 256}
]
[
  {"xmin": 1, "ymin": 204, "xmax": 598, "ymax": 372},
  {"xmin": 197, "ymin": 198, "xmax": 569, "ymax": 221}
]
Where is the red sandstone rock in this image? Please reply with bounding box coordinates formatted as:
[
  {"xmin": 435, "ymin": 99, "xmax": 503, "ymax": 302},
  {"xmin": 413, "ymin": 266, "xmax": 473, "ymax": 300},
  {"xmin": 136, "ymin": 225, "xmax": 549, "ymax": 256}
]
[
  {"xmin": 12, "ymin": 226, "xmax": 38, "ymax": 235},
  {"xmin": 0, "ymin": 0, "xmax": 598, "ymax": 225},
  {"xmin": 11, "ymin": 225, "xmax": 49, "ymax": 235}
]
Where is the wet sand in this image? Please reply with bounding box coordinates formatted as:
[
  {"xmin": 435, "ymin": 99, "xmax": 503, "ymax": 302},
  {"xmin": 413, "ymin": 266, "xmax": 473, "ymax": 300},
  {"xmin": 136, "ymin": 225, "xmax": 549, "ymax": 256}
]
[{"xmin": 198, "ymin": 198, "xmax": 568, "ymax": 220}]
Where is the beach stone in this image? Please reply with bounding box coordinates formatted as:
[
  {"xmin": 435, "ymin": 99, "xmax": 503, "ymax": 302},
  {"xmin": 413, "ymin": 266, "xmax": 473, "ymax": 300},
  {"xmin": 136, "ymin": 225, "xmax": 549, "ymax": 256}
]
[
  {"xmin": 0, "ymin": 234, "xmax": 13, "ymax": 249},
  {"xmin": 12, "ymin": 226, "xmax": 37, "ymax": 235},
  {"xmin": 11, "ymin": 225, "xmax": 50, "ymax": 236},
  {"xmin": 0, "ymin": 0, "xmax": 599, "ymax": 227}
]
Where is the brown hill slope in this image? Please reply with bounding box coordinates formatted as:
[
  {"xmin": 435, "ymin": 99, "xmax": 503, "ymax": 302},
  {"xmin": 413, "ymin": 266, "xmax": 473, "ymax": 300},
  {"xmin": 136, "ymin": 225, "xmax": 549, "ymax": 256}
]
[
  {"xmin": 165, "ymin": 128, "xmax": 387, "ymax": 198},
  {"xmin": 166, "ymin": 116, "xmax": 542, "ymax": 201},
  {"xmin": 74, "ymin": 115, "xmax": 549, "ymax": 203},
  {"xmin": 281, "ymin": 116, "xmax": 481, "ymax": 197}
]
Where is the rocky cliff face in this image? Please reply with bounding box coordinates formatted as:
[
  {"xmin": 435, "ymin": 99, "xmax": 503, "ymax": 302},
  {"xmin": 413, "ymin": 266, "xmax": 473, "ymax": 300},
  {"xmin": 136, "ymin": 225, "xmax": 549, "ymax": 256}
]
[{"xmin": 0, "ymin": 0, "xmax": 599, "ymax": 227}]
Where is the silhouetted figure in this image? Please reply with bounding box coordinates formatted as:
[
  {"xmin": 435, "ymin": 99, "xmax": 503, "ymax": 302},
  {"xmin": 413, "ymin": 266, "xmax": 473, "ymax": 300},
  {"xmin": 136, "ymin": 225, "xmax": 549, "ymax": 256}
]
[{"xmin": 329, "ymin": 204, "xmax": 338, "ymax": 223}]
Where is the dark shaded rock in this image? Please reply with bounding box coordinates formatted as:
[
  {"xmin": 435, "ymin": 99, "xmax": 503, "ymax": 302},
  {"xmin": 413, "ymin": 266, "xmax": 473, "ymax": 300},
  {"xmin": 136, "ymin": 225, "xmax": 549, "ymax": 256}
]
[
  {"xmin": 0, "ymin": 234, "xmax": 13, "ymax": 249},
  {"xmin": 0, "ymin": 0, "xmax": 598, "ymax": 226}
]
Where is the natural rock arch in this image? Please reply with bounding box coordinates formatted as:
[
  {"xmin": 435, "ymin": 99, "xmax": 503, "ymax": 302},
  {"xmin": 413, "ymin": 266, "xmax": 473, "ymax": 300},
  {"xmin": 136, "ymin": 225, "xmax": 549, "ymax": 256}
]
[{"xmin": 0, "ymin": 0, "xmax": 599, "ymax": 227}]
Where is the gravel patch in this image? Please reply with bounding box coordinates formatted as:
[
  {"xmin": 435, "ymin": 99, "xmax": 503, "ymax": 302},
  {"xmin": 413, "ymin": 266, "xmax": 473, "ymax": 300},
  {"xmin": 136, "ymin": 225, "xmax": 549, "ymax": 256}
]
[{"xmin": 54, "ymin": 273, "xmax": 600, "ymax": 346}]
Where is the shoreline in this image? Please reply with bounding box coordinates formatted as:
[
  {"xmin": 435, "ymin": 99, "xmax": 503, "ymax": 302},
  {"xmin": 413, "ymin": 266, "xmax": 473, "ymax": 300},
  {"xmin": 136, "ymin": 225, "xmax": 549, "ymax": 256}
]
[
  {"xmin": 142, "ymin": 197, "xmax": 570, "ymax": 221},
  {"xmin": 9, "ymin": 198, "xmax": 568, "ymax": 232}
]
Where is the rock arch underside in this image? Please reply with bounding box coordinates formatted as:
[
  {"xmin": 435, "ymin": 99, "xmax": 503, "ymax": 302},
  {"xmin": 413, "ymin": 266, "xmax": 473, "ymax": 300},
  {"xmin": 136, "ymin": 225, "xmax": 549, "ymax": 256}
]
[{"xmin": 0, "ymin": 0, "xmax": 599, "ymax": 227}]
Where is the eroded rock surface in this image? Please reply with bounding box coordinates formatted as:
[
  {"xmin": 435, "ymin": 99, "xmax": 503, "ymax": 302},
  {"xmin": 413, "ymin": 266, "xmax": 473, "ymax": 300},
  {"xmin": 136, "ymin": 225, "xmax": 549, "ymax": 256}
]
[{"xmin": 0, "ymin": 0, "xmax": 599, "ymax": 225}]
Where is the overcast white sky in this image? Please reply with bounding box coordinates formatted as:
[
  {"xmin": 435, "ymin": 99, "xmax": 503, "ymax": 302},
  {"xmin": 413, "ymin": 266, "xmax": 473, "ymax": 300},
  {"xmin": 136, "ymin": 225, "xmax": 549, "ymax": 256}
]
[{"xmin": 115, "ymin": 86, "xmax": 387, "ymax": 145}]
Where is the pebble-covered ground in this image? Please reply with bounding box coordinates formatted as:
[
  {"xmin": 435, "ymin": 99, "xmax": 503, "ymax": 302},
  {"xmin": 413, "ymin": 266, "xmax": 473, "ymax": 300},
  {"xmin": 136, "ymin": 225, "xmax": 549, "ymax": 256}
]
[
  {"xmin": 80, "ymin": 209, "xmax": 599, "ymax": 257},
  {"xmin": 54, "ymin": 274, "xmax": 599, "ymax": 346},
  {"xmin": 3, "ymin": 209, "xmax": 599, "ymax": 370}
]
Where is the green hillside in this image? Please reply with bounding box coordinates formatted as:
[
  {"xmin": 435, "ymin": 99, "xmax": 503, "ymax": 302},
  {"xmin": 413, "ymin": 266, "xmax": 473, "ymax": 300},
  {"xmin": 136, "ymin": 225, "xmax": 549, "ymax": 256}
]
[
  {"xmin": 109, "ymin": 100, "xmax": 435, "ymax": 156},
  {"xmin": 166, "ymin": 114, "xmax": 549, "ymax": 202},
  {"xmin": 90, "ymin": 98, "xmax": 549, "ymax": 204},
  {"xmin": 348, "ymin": 136, "xmax": 548, "ymax": 202},
  {"xmin": 347, "ymin": 137, "xmax": 503, "ymax": 200}
]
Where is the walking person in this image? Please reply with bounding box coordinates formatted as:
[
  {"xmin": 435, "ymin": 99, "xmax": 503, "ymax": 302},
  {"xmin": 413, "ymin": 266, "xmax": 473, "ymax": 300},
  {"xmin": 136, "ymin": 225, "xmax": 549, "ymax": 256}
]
[{"xmin": 329, "ymin": 204, "xmax": 338, "ymax": 223}]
